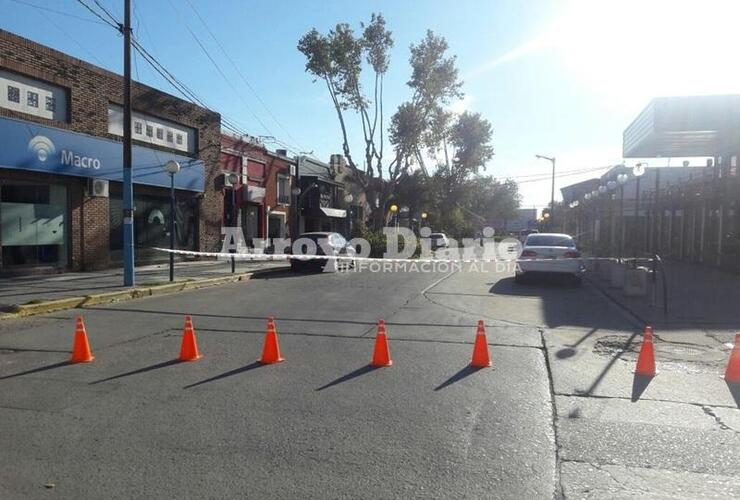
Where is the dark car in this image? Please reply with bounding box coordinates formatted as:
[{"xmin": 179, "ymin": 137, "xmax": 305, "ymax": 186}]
[{"xmin": 289, "ymin": 232, "xmax": 356, "ymax": 272}]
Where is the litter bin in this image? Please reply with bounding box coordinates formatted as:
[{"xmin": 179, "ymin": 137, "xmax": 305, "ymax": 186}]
[
  {"xmin": 610, "ymin": 262, "xmax": 625, "ymax": 288},
  {"xmin": 623, "ymin": 266, "xmax": 649, "ymax": 296}
]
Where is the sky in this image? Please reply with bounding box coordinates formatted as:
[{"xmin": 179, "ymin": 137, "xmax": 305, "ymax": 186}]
[{"xmin": 3, "ymin": 0, "xmax": 740, "ymax": 210}]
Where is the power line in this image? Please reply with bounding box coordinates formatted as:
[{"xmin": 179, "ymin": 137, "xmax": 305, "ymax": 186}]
[
  {"xmin": 73, "ymin": 0, "xmax": 118, "ymax": 29},
  {"xmin": 515, "ymin": 167, "xmax": 611, "ymax": 184},
  {"xmin": 90, "ymin": 0, "xmax": 119, "ymax": 26},
  {"xmin": 7, "ymin": 0, "xmax": 108, "ymax": 24},
  {"xmin": 34, "ymin": 6, "xmax": 109, "ymax": 67},
  {"xmin": 505, "ymin": 165, "xmax": 608, "ymax": 180},
  {"xmin": 163, "ymin": 0, "xmax": 274, "ymax": 136},
  {"xmin": 182, "ymin": 0, "xmax": 306, "ymax": 152},
  {"xmin": 73, "ymin": 0, "xmax": 308, "ymax": 157}
]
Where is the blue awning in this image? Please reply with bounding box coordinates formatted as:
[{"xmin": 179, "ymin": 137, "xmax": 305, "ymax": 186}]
[{"xmin": 0, "ymin": 116, "xmax": 205, "ymax": 191}]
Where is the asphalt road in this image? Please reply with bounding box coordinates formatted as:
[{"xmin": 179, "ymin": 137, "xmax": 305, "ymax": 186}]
[{"xmin": 0, "ymin": 263, "xmax": 738, "ymax": 498}]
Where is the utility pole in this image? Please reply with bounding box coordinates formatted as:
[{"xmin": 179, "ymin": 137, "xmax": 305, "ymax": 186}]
[
  {"xmin": 535, "ymin": 155, "xmax": 556, "ymax": 230},
  {"xmin": 122, "ymin": 0, "xmax": 135, "ymax": 286}
]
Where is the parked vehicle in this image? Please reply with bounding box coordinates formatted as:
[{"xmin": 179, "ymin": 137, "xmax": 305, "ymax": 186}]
[
  {"xmin": 289, "ymin": 232, "xmax": 356, "ymax": 272},
  {"xmin": 518, "ymin": 228, "xmax": 539, "ymax": 243},
  {"xmin": 429, "ymin": 232, "xmax": 450, "ymax": 250},
  {"xmin": 515, "ymin": 233, "xmax": 584, "ymax": 285}
]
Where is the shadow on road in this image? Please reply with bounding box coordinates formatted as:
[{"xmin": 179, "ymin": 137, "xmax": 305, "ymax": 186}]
[
  {"xmin": 434, "ymin": 365, "xmax": 485, "ymax": 391},
  {"xmin": 82, "ymin": 306, "xmax": 493, "ymax": 330},
  {"xmin": 0, "ymin": 360, "xmax": 70, "ymax": 380},
  {"xmin": 555, "ymin": 327, "xmax": 600, "ymax": 360},
  {"xmin": 90, "ymin": 359, "xmax": 181, "ymax": 384},
  {"xmin": 183, "ymin": 361, "xmax": 264, "ymax": 389},
  {"xmin": 630, "ymin": 374, "xmax": 654, "ymax": 402},
  {"xmin": 490, "ymin": 276, "xmax": 632, "ymax": 331},
  {"xmin": 316, "ymin": 365, "xmax": 379, "ymax": 391},
  {"xmin": 726, "ymin": 382, "xmax": 740, "ymax": 408},
  {"xmin": 576, "ymin": 332, "xmax": 639, "ymax": 396}
]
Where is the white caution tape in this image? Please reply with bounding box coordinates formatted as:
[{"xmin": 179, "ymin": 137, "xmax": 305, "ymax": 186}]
[{"xmin": 152, "ymin": 247, "xmax": 637, "ymax": 265}]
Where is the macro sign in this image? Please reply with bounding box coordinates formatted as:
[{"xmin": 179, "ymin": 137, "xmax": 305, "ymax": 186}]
[{"xmin": 0, "ymin": 116, "xmax": 205, "ymax": 191}]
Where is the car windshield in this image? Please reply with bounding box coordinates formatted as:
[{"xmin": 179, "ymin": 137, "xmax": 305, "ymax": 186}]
[
  {"xmin": 3, "ymin": 2, "xmax": 736, "ymax": 498},
  {"xmin": 525, "ymin": 235, "xmax": 575, "ymax": 247}
]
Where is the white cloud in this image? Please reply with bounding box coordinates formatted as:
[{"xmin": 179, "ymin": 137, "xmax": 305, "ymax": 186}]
[{"xmin": 463, "ymin": 35, "xmax": 550, "ymax": 79}]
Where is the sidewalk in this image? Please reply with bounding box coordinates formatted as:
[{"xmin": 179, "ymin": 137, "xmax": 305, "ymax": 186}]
[
  {"xmin": 0, "ymin": 259, "xmax": 288, "ymax": 317},
  {"xmin": 587, "ymin": 258, "xmax": 740, "ymax": 330}
]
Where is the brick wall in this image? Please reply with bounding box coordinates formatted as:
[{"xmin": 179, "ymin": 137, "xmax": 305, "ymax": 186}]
[
  {"xmin": 0, "ymin": 29, "xmax": 222, "ymax": 268},
  {"xmin": 220, "ymin": 134, "xmax": 295, "ymax": 237}
]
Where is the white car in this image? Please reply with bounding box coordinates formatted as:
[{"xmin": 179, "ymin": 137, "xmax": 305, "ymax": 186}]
[
  {"xmin": 515, "ymin": 233, "xmax": 585, "ymax": 284},
  {"xmin": 430, "ymin": 232, "xmax": 450, "ymax": 250}
]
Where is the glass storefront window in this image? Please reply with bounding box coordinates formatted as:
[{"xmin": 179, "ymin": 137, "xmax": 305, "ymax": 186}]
[
  {"xmin": 0, "ymin": 183, "xmax": 67, "ymax": 268},
  {"xmin": 109, "ymin": 186, "xmax": 197, "ymax": 260}
]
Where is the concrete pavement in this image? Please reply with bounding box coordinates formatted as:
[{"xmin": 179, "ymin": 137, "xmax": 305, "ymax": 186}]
[{"xmin": 0, "ymin": 264, "xmax": 737, "ymax": 498}]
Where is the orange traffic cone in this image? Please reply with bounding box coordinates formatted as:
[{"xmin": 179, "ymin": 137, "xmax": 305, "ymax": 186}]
[
  {"xmin": 470, "ymin": 320, "xmax": 492, "ymax": 368},
  {"xmin": 70, "ymin": 316, "xmax": 94, "ymax": 363},
  {"xmin": 178, "ymin": 315, "xmax": 202, "ymax": 362},
  {"xmin": 258, "ymin": 317, "xmax": 284, "ymax": 364},
  {"xmin": 724, "ymin": 333, "xmax": 740, "ymax": 383},
  {"xmin": 634, "ymin": 326, "xmax": 656, "ymax": 377},
  {"xmin": 371, "ymin": 319, "xmax": 393, "ymax": 367}
]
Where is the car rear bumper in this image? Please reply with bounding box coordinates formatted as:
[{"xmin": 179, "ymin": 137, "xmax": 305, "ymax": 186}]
[{"xmin": 516, "ymin": 258, "xmax": 585, "ymax": 275}]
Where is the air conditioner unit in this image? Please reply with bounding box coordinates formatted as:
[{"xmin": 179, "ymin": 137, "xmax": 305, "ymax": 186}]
[
  {"xmin": 221, "ymin": 172, "xmax": 237, "ymax": 188},
  {"xmin": 89, "ymin": 178, "xmax": 109, "ymax": 198}
]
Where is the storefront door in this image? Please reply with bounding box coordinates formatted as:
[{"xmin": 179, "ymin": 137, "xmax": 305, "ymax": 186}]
[
  {"xmin": 242, "ymin": 204, "xmax": 260, "ymax": 246},
  {"xmin": 0, "ymin": 183, "xmax": 67, "ymax": 269}
]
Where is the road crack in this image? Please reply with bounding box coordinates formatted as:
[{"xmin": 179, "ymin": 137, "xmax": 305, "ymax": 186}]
[
  {"xmin": 540, "ymin": 327, "xmax": 566, "ymax": 500},
  {"xmin": 700, "ymin": 405, "xmax": 739, "ymax": 433}
]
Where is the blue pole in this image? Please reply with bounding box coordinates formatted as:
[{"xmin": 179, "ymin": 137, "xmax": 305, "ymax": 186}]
[{"xmin": 122, "ymin": 0, "xmax": 135, "ymax": 286}]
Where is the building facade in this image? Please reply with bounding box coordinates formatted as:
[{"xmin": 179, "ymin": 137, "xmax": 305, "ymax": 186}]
[
  {"xmin": 295, "ymin": 156, "xmax": 349, "ymax": 235},
  {"xmin": 220, "ymin": 133, "xmax": 295, "ymax": 247},
  {"xmin": 0, "ymin": 30, "xmax": 221, "ymax": 274}
]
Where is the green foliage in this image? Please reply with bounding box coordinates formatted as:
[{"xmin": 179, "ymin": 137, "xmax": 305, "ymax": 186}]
[
  {"xmin": 297, "ymin": 13, "xmax": 393, "ymax": 178},
  {"xmin": 299, "ymin": 14, "xmax": 513, "ymax": 237}
]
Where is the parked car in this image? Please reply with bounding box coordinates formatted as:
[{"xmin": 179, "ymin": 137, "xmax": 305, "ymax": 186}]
[
  {"xmin": 289, "ymin": 232, "xmax": 356, "ymax": 272},
  {"xmin": 429, "ymin": 232, "xmax": 450, "ymax": 250},
  {"xmin": 518, "ymin": 228, "xmax": 539, "ymax": 243},
  {"xmin": 515, "ymin": 233, "xmax": 584, "ymax": 285}
]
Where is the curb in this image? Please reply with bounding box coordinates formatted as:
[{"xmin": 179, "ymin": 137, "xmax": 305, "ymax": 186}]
[{"xmin": 0, "ymin": 266, "xmax": 289, "ymax": 321}]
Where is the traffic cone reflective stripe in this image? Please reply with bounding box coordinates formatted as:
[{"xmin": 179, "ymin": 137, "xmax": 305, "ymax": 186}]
[
  {"xmin": 258, "ymin": 317, "xmax": 284, "ymax": 364},
  {"xmin": 70, "ymin": 316, "xmax": 94, "ymax": 363},
  {"xmin": 178, "ymin": 315, "xmax": 202, "ymax": 362},
  {"xmin": 371, "ymin": 319, "xmax": 392, "ymax": 367},
  {"xmin": 634, "ymin": 326, "xmax": 656, "ymax": 377},
  {"xmin": 724, "ymin": 333, "xmax": 740, "ymax": 383},
  {"xmin": 470, "ymin": 320, "xmax": 492, "ymax": 368}
]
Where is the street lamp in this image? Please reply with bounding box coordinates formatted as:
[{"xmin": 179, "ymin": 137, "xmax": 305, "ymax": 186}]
[
  {"xmin": 227, "ymin": 172, "xmax": 239, "ymax": 274},
  {"xmin": 389, "ymin": 204, "xmax": 399, "ymax": 235},
  {"xmin": 419, "ymin": 211, "xmax": 428, "ymax": 235},
  {"xmin": 344, "ymin": 193, "xmax": 354, "ymax": 237},
  {"xmin": 165, "ymin": 160, "xmax": 180, "ymax": 282},
  {"xmin": 536, "ymin": 154, "xmax": 556, "ymax": 228},
  {"xmin": 633, "ymin": 162, "xmax": 647, "ymax": 254},
  {"xmin": 617, "ymin": 173, "xmax": 629, "ymax": 260}
]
